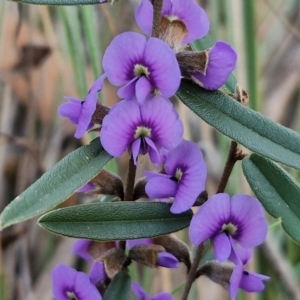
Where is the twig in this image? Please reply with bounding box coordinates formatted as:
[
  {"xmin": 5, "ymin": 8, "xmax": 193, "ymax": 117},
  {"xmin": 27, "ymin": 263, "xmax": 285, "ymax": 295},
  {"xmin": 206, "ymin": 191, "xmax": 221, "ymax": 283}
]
[
  {"xmin": 124, "ymin": 156, "xmax": 137, "ymax": 201},
  {"xmin": 151, "ymin": 0, "xmax": 163, "ymax": 38}
]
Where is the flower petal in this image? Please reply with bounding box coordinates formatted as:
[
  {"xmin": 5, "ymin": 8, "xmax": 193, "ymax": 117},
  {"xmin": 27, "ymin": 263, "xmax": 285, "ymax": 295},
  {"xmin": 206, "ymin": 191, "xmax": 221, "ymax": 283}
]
[
  {"xmin": 72, "ymin": 239, "xmax": 93, "ymax": 262},
  {"xmin": 152, "ymin": 293, "xmax": 173, "ymax": 300},
  {"xmin": 156, "ymin": 252, "xmax": 178, "ymax": 268},
  {"xmin": 229, "ymin": 263, "xmax": 243, "ymax": 300},
  {"xmin": 77, "ymin": 182, "xmax": 95, "ymax": 193},
  {"xmin": 192, "ymin": 41, "xmax": 237, "ymax": 90},
  {"xmin": 189, "ymin": 193, "xmax": 231, "ymax": 246},
  {"xmin": 103, "ymin": 32, "xmax": 146, "ymax": 86},
  {"xmin": 131, "ymin": 281, "xmax": 151, "ymax": 300},
  {"xmin": 117, "ymin": 77, "xmax": 138, "ymax": 100},
  {"xmin": 171, "ymin": 0, "xmax": 210, "ymax": 44},
  {"xmin": 144, "ymin": 38, "xmax": 181, "ymax": 98},
  {"xmin": 58, "ymin": 97, "xmax": 82, "ymax": 125},
  {"xmin": 135, "ymin": 77, "xmax": 153, "ymax": 105},
  {"xmin": 239, "ymin": 271, "xmax": 270, "ymax": 293},
  {"xmin": 213, "ymin": 232, "xmax": 231, "ymax": 262},
  {"xmin": 135, "ymin": 0, "xmax": 153, "ymax": 36},
  {"xmin": 89, "ymin": 262, "xmax": 107, "ymax": 285},
  {"xmin": 230, "ymin": 194, "xmax": 268, "ymax": 248},
  {"xmin": 100, "ymin": 100, "xmax": 141, "ymax": 157},
  {"xmin": 89, "ymin": 73, "xmax": 106, "ymax": 93},
  {"xmin": 145, "ymin": 174, "xmax": 177, "ymax": 199},
  {"xmin": 132, "ymin": 138, "xmax": 142, "ymax": 164}
]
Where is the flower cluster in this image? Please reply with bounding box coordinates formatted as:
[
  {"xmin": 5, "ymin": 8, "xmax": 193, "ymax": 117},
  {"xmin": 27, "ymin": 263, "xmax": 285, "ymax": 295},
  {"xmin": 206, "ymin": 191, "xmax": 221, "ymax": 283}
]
[{"xmin": 56, "ymin": 0, "xmax": 269, "ymax": 299}]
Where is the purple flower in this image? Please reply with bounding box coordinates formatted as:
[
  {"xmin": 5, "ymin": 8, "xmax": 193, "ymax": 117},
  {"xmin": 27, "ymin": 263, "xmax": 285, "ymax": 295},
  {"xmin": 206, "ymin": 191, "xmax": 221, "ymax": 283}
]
[
  {"xmin": 102, "ymin": 32, "xmax": 181, "ymax": 104},
  {"xmin": 191, "ymin": 41, "xmax": 237, "ymax": 90},
  {"xmin": 145, "ymin": 139, "xmax": 207, "ymax": 213},
  {"xmin": 136, "ymin": 0, "xmax": 209, "ymax": 45},
  {"xmin": 72, "ymin": 239, "xmax": 93, "ymax": 262},
  {"xmin": 76, "ymin": 182, "xmax": 95, "ymax": 193},
  {"xmin": 51, "ymin": 264, "xmax": 102, "ymax": 300},
  {"xmin": 156, "ymin": 252, "xmax": 178, "ymax": 268},
  {"xmin": 89, "ymin": 262, "xmax": 107, "ymax": 285},
  {"xmin": 126, "ymin": 238, "xmax": 152, "ymax": 248},
  {"xmin": 131, "ymin": 281, "xmax": 173, "ymax": 300},
  {"xmin": 229, "ymin": 261, "xmax": 270, "ymax": 300},
  {"xmin": 100, "ymin": 97, "xmax": 183, "ymax": 164},
  {"xmin": 58, "ymin": 74, "xmax": 106, "ymax": 138},
  {"xmin": 189, "ymin": 193, "xmax": 268, "ymax": 262}
]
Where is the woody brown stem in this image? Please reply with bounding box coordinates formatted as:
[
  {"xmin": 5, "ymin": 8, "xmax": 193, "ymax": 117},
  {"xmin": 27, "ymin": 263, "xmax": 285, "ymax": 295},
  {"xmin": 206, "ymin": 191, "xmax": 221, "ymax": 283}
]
[
  {"xmin": 124, "ymin": 156, "xmax": 136, "ymax": 201},
  {"xmin": 151, "ymin": 0, "xmax": 163, "ymax": 38}
]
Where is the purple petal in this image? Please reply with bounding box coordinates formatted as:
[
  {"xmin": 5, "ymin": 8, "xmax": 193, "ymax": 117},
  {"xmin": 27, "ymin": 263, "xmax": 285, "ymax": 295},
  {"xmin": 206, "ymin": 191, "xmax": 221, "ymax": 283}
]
[
  {"xmin": 103, "ymin": 32, "xmax": 146, "ymax": 86},
  {"xmin": 239, "ymin": 271, "xmax": 270, "ymax": 293},
  {"xmin": 131, "ymin": 138, "xmax": 142, "ymax": 165},
  {"xmin": 144, "ymin": 38, "xmax": 181, "ymax": 98},
  {"xmin": 156, "ymin": 252, "xmax": 178, "ymax": 268},
  {"xmin": 145, "ymin": 137, "xmax": 160, "ymax": 164},
  {"xmin": 229, "ymin": 263, "xmax": 243, "ymax": 300},
  {"xmin": 89, "ymin": 262, "xmax": 107, "ymax": 285},
  {"xmin": 72, "ymin": 239, "xmax": 93, "ymax": 262},
  {"xmin": 100, "ymin": 100, "xmax": 141, "ymax": 157},
  {"xmin": 192, "ymin": 41, "xmax": 237, "ymax": 90},
  {"xmin": 117, "ymin": 77, "xmax": 138, "ymax": 100},
  {"xmin": 229, "ymin": 244, "xmax": 252, "ymax": 265},
  {"xmin": 77, "ymin": 182, "xmax": 95, "ymax": 193},
  {"xmin": 74, "ymin": 90, "xmax": 98, "ymax": 139},
  {"xmin": 213, "ymin": 232, "xmax": 231, "ymax": 262},
  {"xmin": 131, "ymin": 281, "xmax": 151, "ymax": 300},
  {"xmin": 161, "ymin": 0, "xmax": 172, "ymax": 15},
  {"xmin": 189, "ymin": 193, "xmax": 231, "ymax": 246},
  {"xmin": 58, "ymin": 97, "xmax": 82, "ymax": 125},
  {"xmin": 135, "ymin": 0, "xmax": 153, "ymax": 36},
  {"xmin": 230, "ymin": 194, "xmax": 268, "ymax": 248},
  {"xmin": 126, "ymin": 238, "xmax": 152, "ymax": 248},
  {"xmin": 171, "ymin": 0, "xmax": 210, "ymax": 44},
  {"xmin": 140, "ymin": 96, "xmax": 183, "ymax": 151},
  {"xmin": 145, "ymin": 174, "xmax": 177, "ymax": 199},
  {"xmin": 135, "ymin": 77, "xmax": 153, "ymax": 105},
  {"xmin": 89, "ymin": 73, "xmax": 106, "ymax": 93}
]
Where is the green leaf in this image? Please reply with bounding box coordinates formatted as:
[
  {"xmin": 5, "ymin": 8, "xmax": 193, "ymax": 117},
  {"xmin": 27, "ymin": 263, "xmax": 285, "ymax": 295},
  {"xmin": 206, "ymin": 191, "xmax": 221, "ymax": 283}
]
[
  {"xmin": 38, "ymin": 202, "xmax": 193, "ymax": 240},
  {"xmin": 177, "ymin": 80, "xmax": 300, "ymax": 169},
  {"xmin": 0, "ymin": 139, "xmax": 112, "ymax": 229},
  {"xmin": 103, "ymin": 272, "xmax": 131, "ymax": 300},
  {"xmin": 242, "ymin": 154, "xmax": 300, "ymax": 243},
  {"xmin": 11, "ymin": 0, "xmax": 100, "ymax": 5}
]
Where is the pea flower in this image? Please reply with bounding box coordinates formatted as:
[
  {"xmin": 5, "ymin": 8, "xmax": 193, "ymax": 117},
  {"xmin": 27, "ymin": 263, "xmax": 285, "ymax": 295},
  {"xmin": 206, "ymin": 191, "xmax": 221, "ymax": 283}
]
[
  {"xmin": 145, "ymin": 139, "xmax": 207, "ymax": 213},
  {"xmin": 51, "ymin": 264, "xmax": 102, "ymax": 300},
  {"xmin": 131, "ymin": 281, "xmax": 173, "ymax": 300},
  {"xmin": 100, "ymin": 97, "xmax": 183, "ymax": 164},
  {"xmin": 136, "ymin": 0, "xmax": 209, "ymax": 47},
  {"xmin": 58, "ymin": 74, "xmax": 106, "ymax": 138},
  {"xmin": 73, "ymin": 239, "xmax": 93, "ymax": 262},
  {"xmin": 102, "ymin": 32, "xmax": 181, "ymax": 104},
  {"xmin": 189, "ymin": 193, "xmax": 268, "ymax": 262}
]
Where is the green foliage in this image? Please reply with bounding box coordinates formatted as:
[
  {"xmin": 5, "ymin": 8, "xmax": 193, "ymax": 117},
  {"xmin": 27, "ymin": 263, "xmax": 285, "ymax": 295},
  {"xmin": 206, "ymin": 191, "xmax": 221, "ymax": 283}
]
[
  {"xmin": 38, "ymin": 202, "xmax": 193, "ymax": 240},
  {"xmin": 242, "ymin": 154, "xmax": 300, "ymax": 243},
  {"xmin": 0, "ymin": 139, "xmax": 112, "ymax": 229},
  {"xmin": 11, "ymin": 0, "xmax": 100, "ymax": 5},
  {"xmin": 103, "ymin": 272, "xmax": 131, "ymax": 300},
  {"xmin": 177, "ymin": 80, "xmax": 300, "ymax": 170}
]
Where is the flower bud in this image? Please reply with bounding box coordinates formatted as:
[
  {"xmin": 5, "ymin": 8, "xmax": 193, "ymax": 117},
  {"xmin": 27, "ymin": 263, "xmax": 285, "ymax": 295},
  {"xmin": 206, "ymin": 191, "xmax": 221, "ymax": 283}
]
[
  {"xmin": 97, "ymin": 248, "xmax": 128, "ymax": 279},
  {"xmin": 230, "ymin": 85, "xmax": 249, "ymax": 106},
  {"xmin": 153, "ymin": 234, "xmax": 191, "ymax": 270}
]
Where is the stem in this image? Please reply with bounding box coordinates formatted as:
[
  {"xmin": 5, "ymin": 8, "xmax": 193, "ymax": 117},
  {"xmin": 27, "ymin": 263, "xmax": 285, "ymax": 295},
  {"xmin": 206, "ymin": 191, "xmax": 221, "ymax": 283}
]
[
  {"xmin": 124, "ymin": 156, "xmax": 137, "ymax": 201},
  {"xmin": 180, "ymin": 245, "xmax": 204, "ymax": 300},
  {"xmin": 151, "ymin": 0, "xmax": 163, "ymax": 38},
  {"xmin": 216, "ymin": 141, "xmax": 238, "ymax": 194}
]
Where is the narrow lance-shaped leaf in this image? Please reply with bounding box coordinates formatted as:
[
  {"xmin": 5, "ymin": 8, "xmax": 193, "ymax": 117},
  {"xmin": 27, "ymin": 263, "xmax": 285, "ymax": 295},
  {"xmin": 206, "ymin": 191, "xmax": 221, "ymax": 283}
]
[
  {"xmin": 103, "ymin": 272, "xmax": 131, "ymax": 300},
  {"xmin": 242, "ymin": 153, "xmax": 300, "ymax": 243},
  {"xmin": 38, "ymin": 202, "xmax": 193, "ymax": 241},
  {"xmin": 177, "ymin": 80, "xmax": 300, "ymax": 170},
  {"xmin": 0, "ymin": 139, "xmax": 112, "ymax": 229}
]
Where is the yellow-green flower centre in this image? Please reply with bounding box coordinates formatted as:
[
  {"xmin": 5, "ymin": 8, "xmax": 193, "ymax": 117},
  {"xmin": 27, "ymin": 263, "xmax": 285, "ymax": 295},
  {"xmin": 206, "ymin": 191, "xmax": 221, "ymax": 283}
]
[
  {"xmin": 222, "ymin": 222, "xmax": 237, "ymax": 235},
  {"xmin": 134, "ymin": 126, "xmax": 152, "ymax": 139},
  {"xmin": 167, "ymin": 15, "xmax": 179, "ymax": 22},
  {"xmin": 175, "ymin": 168, "xmax": 183, "ymax": 181},
  {"xmin": 134, "ymin": 64, "xmax": 150, "ymax": 78},
  {"xmin": 66, "ymin": 291, "xmax": 78, "ymax": 300}
]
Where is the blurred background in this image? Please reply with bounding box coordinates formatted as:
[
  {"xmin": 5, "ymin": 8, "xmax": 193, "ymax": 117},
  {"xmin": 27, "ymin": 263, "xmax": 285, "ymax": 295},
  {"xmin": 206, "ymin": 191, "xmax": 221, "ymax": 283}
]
[{"xmin": 1, "ymin": 0, "xmax": 300, "ymax": 299}]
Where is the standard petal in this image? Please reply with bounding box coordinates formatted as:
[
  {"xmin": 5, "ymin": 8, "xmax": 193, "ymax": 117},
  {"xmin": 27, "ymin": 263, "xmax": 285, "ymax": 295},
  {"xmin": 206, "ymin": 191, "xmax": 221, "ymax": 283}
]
[
  {"xmin": 100, "ymin": 100, "xmax": 141, "ymax": 157},
  {"xmin": 189, "ymin": 193, "xmax": 231, "ymax": 246},
  {"xmin": 213, "ymin": 232, "xmax": 231, "ymax": 262},
  {"xmin": 192, "ymin": 41, "xmax": 237, "ymax": 90},
  {"xmin": 144, "ymin": 38, "xmax": 181, "ymax": 98},
  {"xmin": 103, "ymin": 32, "xmax": 146, "ymax": 86},
  {"xmin": 239, "ymin": 271, "xmax": 270, "ymax": 292},
  {"xmin": 72, "ymin": 239, "xmax": 93, "ymax": 262},
  {"xmin": 140, "ymin": 96, "xmax": 183, "ymax": 151},
  {"xmin": 131, "ymin": 281, "xmax": 151, "ymax": 300},
  {"xmin": 230, "ymin": 194, "xmax": 268, "ymax": 248},
  {"xmin": 161, "ymin": 0, "xmax": 172, "ymax": 15},
  {"xmin": 135, "ymin": 77, "xmax": 152, "ymax": 105},
  {"xmin": 58, "ymin": 97, "xmax": 82, "ymax": 124},
  {"xmin": 135, "ymin": 0, "xmax": 153, "ymax": 36},
  {"xmin": 172, "ymin": 0, "xmax": 210, "ymax": 44},
  {"xmin": 145, "ymin": 175, "xmax": 177, "ymax": 199}
]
